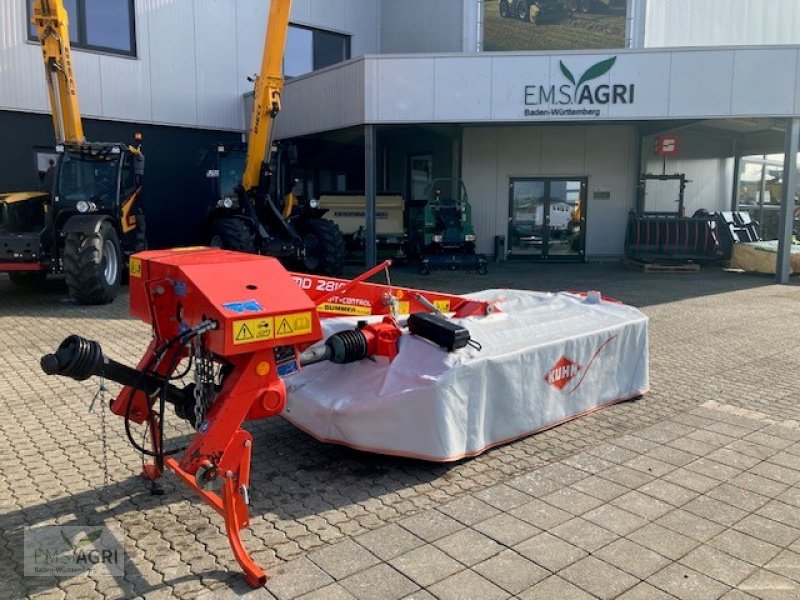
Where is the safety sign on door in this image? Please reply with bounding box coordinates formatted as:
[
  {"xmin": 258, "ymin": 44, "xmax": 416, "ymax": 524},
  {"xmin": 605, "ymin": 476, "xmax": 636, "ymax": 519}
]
[{"xmin": 232, "ymin": 317, "xmax": 274, "ymax": 345}]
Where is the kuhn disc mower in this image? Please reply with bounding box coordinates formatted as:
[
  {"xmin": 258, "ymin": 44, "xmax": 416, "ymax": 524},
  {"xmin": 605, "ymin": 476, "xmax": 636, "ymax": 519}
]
[{"xmin": 41, "ymin": 248, "xmax": 648, "ymax": 587}]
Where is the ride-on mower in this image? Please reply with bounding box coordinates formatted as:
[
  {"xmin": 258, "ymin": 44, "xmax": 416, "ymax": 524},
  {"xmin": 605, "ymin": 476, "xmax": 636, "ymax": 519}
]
[
  {"xmin": 41, "ymin": 247, "xmax": 649, "ymax": 587},
  {"xmin": 420, "ymin": 179, "xmax": 488, "ymax": 275}
]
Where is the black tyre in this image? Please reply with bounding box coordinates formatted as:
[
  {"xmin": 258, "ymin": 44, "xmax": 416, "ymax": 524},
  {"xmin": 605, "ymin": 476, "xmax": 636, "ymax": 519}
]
[
  {"xmin": 9, "ymin": 271, "xmax": 47, "ymax": 286},
  {"xmin": 299, "ymin": 218, "xmax": 345, "ymax": 276},
  {"xmin": 499, "ymin": 0, "xmax": 511, "ymax": 17},
  {"xmin": 134, "ymin": 213, "xmax": 148, "ymax": 252},
  {"xmin": 64, "ymin": 221, "xmax": 122, "ymax": 305},
  {"xmin": 516, "ymin": 0, "xmax": 530, "ymax": 20},
  {"xmin": 209, "ymin": 218, "xmax": 255, "ymax": 253},
  {"xmin": 420, "ymin": 259, "xmax": 431, "ymax": 276}
]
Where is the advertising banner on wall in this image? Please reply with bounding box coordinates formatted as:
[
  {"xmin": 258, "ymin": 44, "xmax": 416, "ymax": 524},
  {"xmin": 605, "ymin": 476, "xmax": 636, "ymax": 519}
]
[{"xmin": 483, "ymin": 0, "xmax": 628, "ymax": 51}]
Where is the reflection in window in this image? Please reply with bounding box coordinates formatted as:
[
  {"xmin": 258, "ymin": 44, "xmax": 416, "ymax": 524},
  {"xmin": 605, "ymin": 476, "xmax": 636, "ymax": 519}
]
[
  {"xmin": 85, "ymin": 0, "xmax": 132, "ymax": 52},
  {"xmin": 285, "ymin": 26, "xmax": 313, "ymax": 78},
  {"xmin": 284, "ymin": 24, "xmax": 350, "ymax": 77},
  {"xmin": 737, "ymin": 154, "xmax": 800, "ymax": 241},
  {"xmin": 28, "ymin": 0, "xmax": 135, "ymax": 57}
]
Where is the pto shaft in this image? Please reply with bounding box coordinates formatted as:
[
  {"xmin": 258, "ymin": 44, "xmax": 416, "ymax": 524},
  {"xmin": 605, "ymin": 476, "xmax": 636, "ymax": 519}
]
[{"xmin": 41, "ymin": 335, "xmax": 186, "ymax": 405}]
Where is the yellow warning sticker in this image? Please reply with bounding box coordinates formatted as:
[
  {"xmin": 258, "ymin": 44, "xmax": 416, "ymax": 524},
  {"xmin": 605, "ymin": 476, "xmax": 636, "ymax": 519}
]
[
  {"xmin": 434, "ymin": 299, "xmax": 451, "ymax": 312},
  {"xmin": 129, "ymin": 257, "xmax": 142, "ymax": 278},
  {"xmin": 396, "ymin": 301, "xmax": 410, "ymax": 314},
  {"xmin": 232, "ymin": 317, "xmax": 274, "ymax": 345},
  {"xmin": 275, "ymin": 311, "xmax": 314, "ymax": 339},
  {"xmin": 318, "ymin": 303, "xmax": 371, "ymax": 316}
]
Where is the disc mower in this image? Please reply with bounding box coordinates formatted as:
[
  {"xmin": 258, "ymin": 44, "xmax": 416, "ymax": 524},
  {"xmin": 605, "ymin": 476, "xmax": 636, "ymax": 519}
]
[{"xmin": 40, "ymin": 247, "xmax": 494, "ymax": 587}]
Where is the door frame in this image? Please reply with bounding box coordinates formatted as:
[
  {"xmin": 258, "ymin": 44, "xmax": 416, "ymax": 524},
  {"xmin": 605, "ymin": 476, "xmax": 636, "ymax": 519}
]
[{"xmin": 507, "ymin": 176, "xmax": 587, "ymax": 261}]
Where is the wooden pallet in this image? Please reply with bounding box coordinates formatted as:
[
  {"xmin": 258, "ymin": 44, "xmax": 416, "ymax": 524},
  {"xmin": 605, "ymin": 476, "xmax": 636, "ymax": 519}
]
[{"xmin": 624, "ymin": 259, "xmax": 700, "ymax": 273}]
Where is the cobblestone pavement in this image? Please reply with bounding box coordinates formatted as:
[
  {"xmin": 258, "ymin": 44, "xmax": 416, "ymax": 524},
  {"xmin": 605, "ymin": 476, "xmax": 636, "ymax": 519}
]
[{"xmin": 1, "ymin": 262, "xmax": 799, "ymax": 599}]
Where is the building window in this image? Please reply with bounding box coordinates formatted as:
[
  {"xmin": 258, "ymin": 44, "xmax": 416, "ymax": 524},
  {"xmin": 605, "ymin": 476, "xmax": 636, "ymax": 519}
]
[
  {"xmin": 28, "ymin": 0, "xmax": 136, "ymax": 57},
  {"xmin": 284, "ymin": 24, "xmax": 350, "ymax": 78}
]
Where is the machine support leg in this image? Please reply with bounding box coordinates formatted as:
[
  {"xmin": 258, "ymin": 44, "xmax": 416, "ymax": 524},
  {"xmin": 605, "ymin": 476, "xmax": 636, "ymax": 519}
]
[
  {"xmin": 222, "ymin": 476, "xmax": 266, "ymax": 588},
  {"xmin": 164, "ymin": 432, "xmax": 266, "ymax": 588}
]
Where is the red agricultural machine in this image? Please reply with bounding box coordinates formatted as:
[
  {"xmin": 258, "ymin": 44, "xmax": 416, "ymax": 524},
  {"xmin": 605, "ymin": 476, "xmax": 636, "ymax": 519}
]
[{"xmin": 41, "ymin": 247, "xmax": 493, "ymax": 587}]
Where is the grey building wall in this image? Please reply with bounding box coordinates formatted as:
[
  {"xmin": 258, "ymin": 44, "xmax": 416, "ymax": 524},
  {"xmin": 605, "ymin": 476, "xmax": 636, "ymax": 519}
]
[
  {"xmin": 462, "ymin": 124, "xmax": 639, "ymax": 258},
  {"xmin": 380, "ymin": 0, "xmax": 466, "ymax": 54},
  {"xmin": 644, "ymin": 0, "xmax": 800, "ymax": 47},
  {"xmin": 641, "ymin": 131, "xmax": 736, "ymax": 215},
  {"xmin": 0, "ymin": 0, "xmax": 381, "ymax": 131}
]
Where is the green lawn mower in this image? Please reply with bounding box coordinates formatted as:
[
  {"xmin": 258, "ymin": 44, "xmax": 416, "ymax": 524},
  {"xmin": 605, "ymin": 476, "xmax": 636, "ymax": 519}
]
[{"xmin": 419, "ymin": 179, "xmax": 487, "ymax": 275}]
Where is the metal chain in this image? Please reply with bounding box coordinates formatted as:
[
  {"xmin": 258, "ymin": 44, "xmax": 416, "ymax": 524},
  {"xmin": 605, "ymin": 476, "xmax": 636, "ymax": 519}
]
[
  {"xmin": 100, "ymin": 388, "xmax": 110, "ymax": 488},
  {"xmin": 192, "ymin": 339, "xmax": 215, "ymax": 429},
  {"xmin": 89, "ymin": 376, "xmax": 111, "ymax": 489}
]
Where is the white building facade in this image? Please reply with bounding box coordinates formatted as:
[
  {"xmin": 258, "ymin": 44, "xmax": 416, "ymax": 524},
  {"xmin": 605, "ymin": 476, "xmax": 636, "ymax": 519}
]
[{"xmin": 1, "ymin": 0, "xmax": 799, "ymax": 257}]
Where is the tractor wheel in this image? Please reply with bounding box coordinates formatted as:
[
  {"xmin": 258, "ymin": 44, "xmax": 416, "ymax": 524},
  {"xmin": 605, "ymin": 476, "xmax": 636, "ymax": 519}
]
[
  {"xmin": 420, "ymin": 261, "xmax": 431, "ymax": 276},
  {"xmin": 209, "ymin": 218, "xmax": 255, "ymax": 253},
  {"xmin": 300, "ymin": 219, "xmax": 345, "ymax": 276},
  {"xmin": 64, "ymin": 222, "xmax": 122, "ymax": 305},
  {"xmin": 499, "ymin": 0, "xmax": 511, "ymax": 17},
  {"xmin": 516, "ymin": 0, "xmax": 531, "ymax": 20},
  {"xmin": 134, "ymin": 213, "xmax": 148, "ymax": 252},
  {"xmin": 9, "ymin": 271, "xmax": 47, "ymax": 287}
]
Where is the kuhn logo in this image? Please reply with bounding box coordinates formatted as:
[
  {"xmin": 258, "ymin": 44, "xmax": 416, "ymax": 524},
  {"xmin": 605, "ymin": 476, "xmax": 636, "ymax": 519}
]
[{"xmin": 544, "ymin": 356, "xmax": 582, "ymax": 390}]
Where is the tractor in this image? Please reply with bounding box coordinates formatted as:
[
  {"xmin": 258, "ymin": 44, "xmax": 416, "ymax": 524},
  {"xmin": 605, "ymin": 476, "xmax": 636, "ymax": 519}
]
[
  {"xmin": 419, "ymin": 179, "xmax": 487, "ymax": 275},
  {"xmin": 499, "ymin": 0, "xmax": 569, "ymax": 23}
]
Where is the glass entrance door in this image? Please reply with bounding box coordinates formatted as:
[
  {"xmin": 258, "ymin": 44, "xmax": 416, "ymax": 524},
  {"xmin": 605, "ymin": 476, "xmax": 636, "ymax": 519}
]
[{"xmin": 508, "ymin": 178, "xmax": 585, "ymax": 259}]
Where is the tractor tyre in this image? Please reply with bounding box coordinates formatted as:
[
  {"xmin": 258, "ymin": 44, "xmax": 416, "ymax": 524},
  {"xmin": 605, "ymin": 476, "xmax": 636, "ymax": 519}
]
[
  {"xmin": 499, "ymin": 0, "xmax": 511, "ymax": 17},
  {"xmin": 300, "ymin": 218, "xmax": 346, "ymax": 276},
  {"xmin": 134, "ymin": 213, "xmax": 148, "ymax": 252},
  {"xmin": 209, "ymin": 218, "xmax": 255, "ymax": 253},
  {"xmin": 516, "ymin": 0, "xmax": 531, "ymax": 21},
  {"xmin": 64, "ymin": 222, "xmax": 122, "ymax": 305},
  {"xmin": 9, "ymin": 271, "xmax": 47, "ymax": 287}
]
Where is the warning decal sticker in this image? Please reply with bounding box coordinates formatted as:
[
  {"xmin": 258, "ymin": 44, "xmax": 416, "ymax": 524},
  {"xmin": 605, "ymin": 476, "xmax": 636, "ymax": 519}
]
[
  {"xmin": 275, "ymin": 312, "xmax": 313, "ymax": 339},
  {"xmin": 232, "ymin": 317, "xmax": 274, "ymax": 345},
  {"xmin": 129, "ymin": 257, "xmax": 142, "ymax": 278},
  {"xmin": 434, "ymin": 299, "xmax": 451, "ymax": 312}
]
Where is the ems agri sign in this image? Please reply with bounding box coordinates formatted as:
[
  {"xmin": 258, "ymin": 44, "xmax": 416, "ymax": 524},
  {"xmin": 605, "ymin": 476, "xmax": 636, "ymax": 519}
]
[{"xmin": 524, "ymin": 56, "xmax": 635, "ymax": 118}]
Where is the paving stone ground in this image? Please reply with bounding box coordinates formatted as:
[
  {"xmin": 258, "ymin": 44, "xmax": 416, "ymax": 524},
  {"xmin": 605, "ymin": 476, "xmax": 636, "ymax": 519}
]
[{"xmin": 1, "ymin": 262, "xmax": 799, "ymax": 599}]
